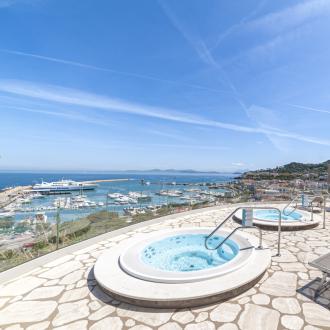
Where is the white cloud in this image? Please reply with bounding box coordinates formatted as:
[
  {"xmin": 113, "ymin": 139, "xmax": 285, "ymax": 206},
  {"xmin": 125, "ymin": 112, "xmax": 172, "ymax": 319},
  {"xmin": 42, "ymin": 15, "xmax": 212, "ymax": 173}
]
[
  {"xmin": 247, "ymin": 0, "xmax": 330, "ymax": 34},
  {"xmin": 0, "ymin": 79, "xmax": 330, "ymax": 147},
  {"xmin": 232, "ymin": 162, "xmax": 245, "ymax": 167}
]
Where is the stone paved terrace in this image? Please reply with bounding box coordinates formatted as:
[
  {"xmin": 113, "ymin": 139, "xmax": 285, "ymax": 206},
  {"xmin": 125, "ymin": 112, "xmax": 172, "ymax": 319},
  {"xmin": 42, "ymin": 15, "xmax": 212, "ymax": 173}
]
[{"xmin": 0, "ymin": 203, "xmax": 330, "ymax": 330}]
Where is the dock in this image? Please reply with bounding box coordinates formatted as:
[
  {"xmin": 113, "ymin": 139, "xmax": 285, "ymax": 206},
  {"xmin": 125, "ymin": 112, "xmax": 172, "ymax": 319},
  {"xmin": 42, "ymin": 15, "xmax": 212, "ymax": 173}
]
[{"xmin": 82, "ymin": 178, "xmax": 131, "ymax": 183}]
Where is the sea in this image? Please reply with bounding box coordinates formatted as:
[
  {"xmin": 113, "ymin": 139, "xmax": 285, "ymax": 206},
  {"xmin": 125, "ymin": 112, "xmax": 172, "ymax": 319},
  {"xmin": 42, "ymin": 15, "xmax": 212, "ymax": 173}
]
[{"xmin": 0, "ymin": 172, "xmax": 237, "ymax": 223}]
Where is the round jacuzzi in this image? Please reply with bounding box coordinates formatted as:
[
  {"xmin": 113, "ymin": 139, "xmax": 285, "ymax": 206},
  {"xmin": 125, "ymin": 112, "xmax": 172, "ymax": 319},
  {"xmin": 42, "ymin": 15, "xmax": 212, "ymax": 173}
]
[
  {"xmin": 253, "ymin": 209, "xmax": 302, "ymax": 222},
  {"xmin": 119, "ymin": 229, "xmax": 253, "ymax": 283},
  {"xmin": 233, "ymin": 207, "xmax": 320, "ymax": 231},
  {"xmin": 94, "ymin": 227, "xmax": 271, "ymax": 307}
]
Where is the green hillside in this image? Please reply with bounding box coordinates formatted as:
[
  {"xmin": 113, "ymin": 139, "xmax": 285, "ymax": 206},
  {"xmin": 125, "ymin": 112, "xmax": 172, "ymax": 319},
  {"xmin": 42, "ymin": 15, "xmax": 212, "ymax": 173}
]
[{"xmin": 242, "ymin": 160, "xmax": 329, "ymax": 180}]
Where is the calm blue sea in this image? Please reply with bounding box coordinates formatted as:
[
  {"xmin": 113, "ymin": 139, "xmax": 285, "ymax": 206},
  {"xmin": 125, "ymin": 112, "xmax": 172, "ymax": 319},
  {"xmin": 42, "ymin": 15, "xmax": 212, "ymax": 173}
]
[
  {"xmin": 0, "ymin": 172, "xmax": 236, "ymax": 223},
  {"xmin": 0, "ymin": 172, "xmax": 236, "ymax": 190}
]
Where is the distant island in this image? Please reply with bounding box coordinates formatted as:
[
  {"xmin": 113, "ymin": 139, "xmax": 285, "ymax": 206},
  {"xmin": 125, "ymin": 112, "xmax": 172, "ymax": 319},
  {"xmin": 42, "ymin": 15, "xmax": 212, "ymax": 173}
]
[
  {"xmin": 121, "ymin": 169, "xmax": 243, "ymax": 175},
  {"xmin": 240, "ymin": 160, "xmax": 329, "ymax": 180}
]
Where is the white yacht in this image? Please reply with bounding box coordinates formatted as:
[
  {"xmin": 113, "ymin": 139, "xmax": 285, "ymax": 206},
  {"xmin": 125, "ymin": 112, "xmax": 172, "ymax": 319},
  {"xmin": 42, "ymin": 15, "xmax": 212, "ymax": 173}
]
[
  {"xmin": 128, "ymin": 192, "xmax": 151, "ymax": 201},
  {"xmin": 33, "ymin": 179, "xmax": 98, "ymax": 193},
  {"xmin": 108, "ymin": 193, "xmax": 125, "ymax": 199},
  {"xmin": 157, "ymin": 190, "xmax": 183, "ymax": 197},
  {"xmin": 0, "ymin": 211, "xmax": 15, "ymax": 218}
]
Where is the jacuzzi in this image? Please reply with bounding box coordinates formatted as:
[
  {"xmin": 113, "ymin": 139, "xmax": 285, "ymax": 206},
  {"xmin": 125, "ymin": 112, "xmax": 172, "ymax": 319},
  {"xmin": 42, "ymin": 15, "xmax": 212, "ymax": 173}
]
[
  {"xmin": 119, "ymin": 228, "xmax": 254, "ymax": 283},
  {"xmin": 94, "ymin": 226, "xmax": 271, "ymax": 308},
  {"xmin": 233, "ymin": 207, "xmax": 320, "ymax": 231},
  {"xmin": 253, "ymin": 209, "xmax": 302, "ymax": 222}
]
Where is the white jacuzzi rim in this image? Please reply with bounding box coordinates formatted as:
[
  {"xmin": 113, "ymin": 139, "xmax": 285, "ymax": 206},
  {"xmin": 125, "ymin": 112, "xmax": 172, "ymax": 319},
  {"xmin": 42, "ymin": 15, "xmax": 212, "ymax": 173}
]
[
  {"xmin": 235, "ymin": 208, "xmax": 319, "ymax": 225},
  {"xmin": 94, "ymin": 227, "xmax": 271, "ymax": 307},
  {"xmin": 118, "ymin": 227, "xmax": 255, "ymax": 283}
]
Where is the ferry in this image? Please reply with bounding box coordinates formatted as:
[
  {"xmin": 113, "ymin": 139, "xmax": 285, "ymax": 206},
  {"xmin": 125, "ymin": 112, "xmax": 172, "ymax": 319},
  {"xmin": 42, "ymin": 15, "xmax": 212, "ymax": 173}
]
[{"xmin": 32, "ymin": 179, "xmax": 98, "ymax": 194}]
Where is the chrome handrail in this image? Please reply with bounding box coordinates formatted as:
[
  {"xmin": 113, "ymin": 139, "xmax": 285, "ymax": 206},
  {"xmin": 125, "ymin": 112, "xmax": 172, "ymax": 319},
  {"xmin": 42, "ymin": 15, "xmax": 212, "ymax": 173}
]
[
  {"xmin": 205, "ymin": 206, "xmax": 282, "ymax": 256},
  {"xmin": 283, "ymin": 196, "xmax": 299, "ymax": 216},
  {"xmin": 309, "ymin": 195, "xmax": 325, "ymax": 225},
  {"xmin": 209, "ymin": 226, "xmax": 263, "ymax": 251},
  {"xmin": 204, "ymin": 207, "xmax": 240, "ymax": 250}
]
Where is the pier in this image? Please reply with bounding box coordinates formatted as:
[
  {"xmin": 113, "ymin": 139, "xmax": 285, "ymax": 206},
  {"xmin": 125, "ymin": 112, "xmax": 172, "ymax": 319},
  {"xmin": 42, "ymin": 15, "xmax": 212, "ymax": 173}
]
[{"xmin": 82, "ymin": 178, "xmax": 131, "ymax": 183}]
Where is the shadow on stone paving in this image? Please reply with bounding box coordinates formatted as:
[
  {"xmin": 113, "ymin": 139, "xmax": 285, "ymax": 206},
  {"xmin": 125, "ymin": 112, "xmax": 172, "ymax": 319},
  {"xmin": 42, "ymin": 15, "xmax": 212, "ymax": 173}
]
[
  {"xmin": 87, "ymin": 267, "xmax": 179, "ymax": 313},
  {"xmin": 297, "ymin": 278, "xmax": 330, "ymax": 310},
  {"xmin": 87, "ymin": 267, "xmax": 114, "ymax": 304}
]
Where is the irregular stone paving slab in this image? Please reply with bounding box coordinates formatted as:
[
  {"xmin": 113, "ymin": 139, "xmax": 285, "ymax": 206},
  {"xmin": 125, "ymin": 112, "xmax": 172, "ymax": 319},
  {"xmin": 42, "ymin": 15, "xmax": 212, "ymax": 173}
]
[
  {"xmin": 184, "ymin": 321, "xmax": 215, "ymax": 330},
  {"xmin": 172, "ymin": 310, "xmax": 195, "ymax": 324},
  {"xmin": 59, "ymin": 270, "xmax": 85, "ymax": 285},
  {"xmin": 26, "ymin": 321, "xmax": 50, "ymax": 330},
  {"xmin": 218, "ymin": 324, "xmax": 238, "ymax": 330},
  {"xmin": 281, "ymin": 263, "xmax": 308, "ymax": 272},
  {"xmin": 88, "ymin": 301, "xmax": 101, "ymax": 311},
  {"xmin": 209, "ymin": 303, "xmax": 241, "ymax": 322},
  {"xmin": 59, "ymin": 287, "xmax": 89, "ymax": 303},
  {"xmin": 89, "ymin": 316, "xmax": 123, "ymax": 330},
  {"xmin": 52, "ymin": 299, "xmax": 89, "ymax": 327},
  {"xmin": 24, "ymin": 285, "xmax": 64, "ymax": 300},
  {"xmin": 44, "ymin": 279, "xmax": 60, "ymax": 286},
  {"xmin": 272, "ymin": 297, "xmax": 301, "ymax": 314},
  {"xmin": 1, "ymin": 277, "xmax": 46, "ymax": 296},
  {"xmin": 0, "ymin": 297, "xmax": 10, "ymax": 308},
  {"xmin": 4, "ymin": 325, "xmax": 23, "ymax": 330},
  {"xmin": 195, "ymin": 311, "xmax": 208, "ymax": 322},
  {"xmin": 125, "ymin": 319, "xmax": 136, "ymax": 327},
  {"xmin": 159, "ymin": 322, "xmax": 182, "ymax": 330},
  {"xmin": 302, "ymin": 303, "xmax": 330, "ymax": 327},
  {"xmin": 251, "ymin": 293, "xmax": 270, "ymax": 305},
  {"xmin": 304, "ymin": 326, "xmax": 323, "ymax": 330},
  {"xmin": 281, "ymin": 315, "xmax": 304, "ymax": 330},
  {"xmin": 0, "ymin": 301, "xmax": 57, "ymax": 325},
  {"xmin": 88, "ymin": 305, "xmax": 116, "ymax": 321},
  {"xmin": 76, "ymin": 279, "xmax": 85, "ymax": 288},
  {"xmin": 9, "ymin": 295, "xmax": 23, "ymax": 303},
  {"xmin": 259, "ymin": 271, "xmax": 297, "ymax": 296},
  {"xmin": 39, "ymin": 261, "xmax": 83, "ymax": 280},
  {"xmin": 117, "ymin": 303, "xmax": 173, "ymax": 327},
  {"xmin": 130, "ymin": 325, "xmax": 153, "ymax": 330},
  {"xmin": 238, "ymin": 304, "xmax": 280, "ymax": 330},
  {"xmin": 272, "ymin": 250, "xmax": 298, "ymax": 263},
  {"xmin": 53, "ymin": 320, "xmax": 88, "ymax": 330}
]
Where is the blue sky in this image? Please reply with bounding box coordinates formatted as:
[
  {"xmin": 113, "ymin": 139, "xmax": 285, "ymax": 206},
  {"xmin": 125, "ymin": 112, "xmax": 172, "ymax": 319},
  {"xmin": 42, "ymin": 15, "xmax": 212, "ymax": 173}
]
[{"xmin": 0, "ymin": 0, "xmax": 329, "ymax": 171}]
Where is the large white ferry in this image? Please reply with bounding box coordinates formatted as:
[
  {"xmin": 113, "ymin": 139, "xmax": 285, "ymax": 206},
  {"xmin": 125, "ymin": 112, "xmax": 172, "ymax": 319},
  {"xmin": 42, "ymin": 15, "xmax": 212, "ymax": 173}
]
[{"xmin": 32, "ymin": 179, "xmax": 98, "ymax": 193}]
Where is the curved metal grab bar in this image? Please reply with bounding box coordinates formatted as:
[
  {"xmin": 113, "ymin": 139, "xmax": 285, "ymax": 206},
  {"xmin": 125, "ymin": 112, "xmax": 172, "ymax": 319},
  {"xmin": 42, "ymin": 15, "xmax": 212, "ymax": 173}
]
[
  {"xmin": 283, "ymin": 196, "xmax": 299, "ymax": 216},
  {"xmin": 205, "ymin": 206, "xmax": 282, "ymax": 256},
  {"xmin": 309, "ymin": 195, "xmax": 325, "ymax": 223},
  {"xmin": 204, "ymin": 207, "xmax": 240, "ymax": 250},
  {"xmin": 209, "ymin": 226, "xmax": 262, "ymax": 251}
]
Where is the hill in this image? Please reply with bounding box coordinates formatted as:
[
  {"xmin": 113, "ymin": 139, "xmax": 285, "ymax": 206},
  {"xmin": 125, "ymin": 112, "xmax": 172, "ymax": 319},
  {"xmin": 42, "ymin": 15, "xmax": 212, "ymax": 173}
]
[{"xmin": 241, "ymin": 160, "xmax": 329, "ymax": 180}]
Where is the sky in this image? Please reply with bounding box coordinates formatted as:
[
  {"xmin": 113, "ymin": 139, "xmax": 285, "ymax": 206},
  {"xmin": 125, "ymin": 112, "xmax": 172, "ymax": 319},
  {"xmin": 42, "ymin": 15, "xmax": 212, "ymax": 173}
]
[{"xmin": 0, "ymin": 0, "xmax": 329, "ymax": 172}]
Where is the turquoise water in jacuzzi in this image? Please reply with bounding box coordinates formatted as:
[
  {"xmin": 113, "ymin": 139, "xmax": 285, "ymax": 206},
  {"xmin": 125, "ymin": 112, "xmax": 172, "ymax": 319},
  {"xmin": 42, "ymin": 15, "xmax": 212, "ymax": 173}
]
[
  {"xmin": 141, "ymin": 234, "xmax": 239, "ymax": 272},
  {"xmin": 254, "ymin": 209, "xmax": 302, "ymax": 221}
]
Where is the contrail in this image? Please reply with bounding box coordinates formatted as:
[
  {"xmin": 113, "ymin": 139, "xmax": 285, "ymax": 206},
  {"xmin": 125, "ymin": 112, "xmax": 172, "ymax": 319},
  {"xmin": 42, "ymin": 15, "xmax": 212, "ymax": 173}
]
[
  {"xmin": 286, "ymin": 103, "xmax": 330, "ymax": 115},
  {"xmin": 0, "ymin": 49, "xmax": 229, "ymax": 94}
]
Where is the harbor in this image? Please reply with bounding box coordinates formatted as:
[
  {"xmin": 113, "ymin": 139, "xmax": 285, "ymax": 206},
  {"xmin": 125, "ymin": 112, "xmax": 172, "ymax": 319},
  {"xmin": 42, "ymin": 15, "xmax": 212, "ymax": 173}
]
[{"xmin": 0, "ymin": 173, "xmax": 236, "ymax": 252}]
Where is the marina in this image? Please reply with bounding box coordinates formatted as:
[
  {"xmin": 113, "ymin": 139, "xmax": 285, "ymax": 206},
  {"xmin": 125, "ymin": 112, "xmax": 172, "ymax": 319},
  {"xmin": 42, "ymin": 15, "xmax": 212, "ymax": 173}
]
[{"xmin": 0, "ymin": 173, "xmax": 235, "ymax": 250}]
